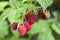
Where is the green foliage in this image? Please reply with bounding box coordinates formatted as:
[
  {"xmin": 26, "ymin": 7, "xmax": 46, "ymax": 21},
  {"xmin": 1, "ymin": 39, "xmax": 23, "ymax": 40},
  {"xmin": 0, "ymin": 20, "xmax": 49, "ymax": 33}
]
[
  {"xmin": 38, "ymin": 32, "xmax": 55, "ymax": 40},
  {"xmin": 37, "ymin": 0, "xmax": 53, "ymax": 9},
  {"xmin": 29, "ymin": 19, "xmax": 50, "ymax": 34},
  {"xmin": 0, "ymin": 1, "xmax": 9, "ymax": 12},
  {"xmin": 0, "ymin": 20, "xmax": 8, "ymax": 38},
  {"xmin": 51, "ymin": 23, "xmax": 60, "ymax": 35},
  {"xmin": 0, "ymin": 8, "xmax": 12, "ymax": 22},
  {"xmin": 11, "ymin": 29, "xmax": 20, "ymax": 38},
  {"xmin": 9, "ymin": 0, "xmax": 22, "ymax": 9}
]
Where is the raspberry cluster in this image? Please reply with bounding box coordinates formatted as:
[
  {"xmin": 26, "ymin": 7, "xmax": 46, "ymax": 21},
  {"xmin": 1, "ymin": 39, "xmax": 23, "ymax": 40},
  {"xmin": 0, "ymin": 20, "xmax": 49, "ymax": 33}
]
[
  {"xmin": 12, "ymin": 9, "xmax": 50, "ymax": 36},
  {"xmin": 12, "ymin": 11, "xmax": 37, "ymax": 36},
  {"xmin": 12, "ymin": 21, "xmax": 31, "ymax": 36}
]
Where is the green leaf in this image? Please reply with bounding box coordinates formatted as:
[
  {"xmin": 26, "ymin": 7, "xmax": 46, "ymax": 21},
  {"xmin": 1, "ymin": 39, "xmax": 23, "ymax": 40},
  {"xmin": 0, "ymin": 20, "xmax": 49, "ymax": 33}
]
[
  {"xmin": 8, "ymin": 8, "xmax": 17, "ymax": 23},
  {"xmin": 9, "ymin": 0, "xmax": 37, "ymax": 11},
  {"xmin": 9, "ymin": 36, "xmax": 29, "ymax": 40},
  {"xmin": 9, "ymin": 36, "xmax": 19, "ymax": 40},
  {"xmin": 38, "ymin": 32, "xmax": 55, "ymax": 40},
  {"xmin": 11, "ymin": 29, "xmax": 20, "ymax": 38},
  {"xmin": 9, "ymin": 0, "xmax": 22, "ymax": 9},
  {"xmin": 8, "ymin": 7, "xmax": 26, "ymax": 24},
  {"xmin": 37, "ymin": 0, "xmax": 53, "ymax": 9},
  {"xmin": 0, "ymin": 20, "xmax": 8, "ymax": 38},
  {"xmin": 28, "ymin": 19, "xmax": 51, "ymax": 34},
  {"xmin": 0, "ymin": 1, "xmax": 9, "ymax": 12},
  {"xmin": 0, "ymin": 8, "xmax": 13, "ymax": 22},
  {"xmin": 51, "ymin": 23, "xmax": 60, "ymax": 35},
  {"xmin": 19, "ymin": 38, "xmax": 28, "ymax": 40},
  {"xmin": 22, "ymin": 0, "xmax": 27, "ymax": 3}
]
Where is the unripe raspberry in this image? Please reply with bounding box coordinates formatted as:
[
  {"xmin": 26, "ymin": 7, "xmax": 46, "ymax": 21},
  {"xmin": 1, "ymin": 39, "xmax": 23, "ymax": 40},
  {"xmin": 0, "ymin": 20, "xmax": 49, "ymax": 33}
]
[
  {"xmin": 44, "ymin": 10, "xmax": 50, "ymax": 19},
  {"xmin": 12, "ymin": 22, "xmax": 18, "ymax": 30},
  {"xmin": 24, "ymin": 22, "xmax": 31, "ymax": 31},
  {"xmin": 18, "ymin": 25, "xmax": 26, "ymax": 36},
  {"xmin": 26, "ymin": 13, "xmax": 37, "ymax": 25}
]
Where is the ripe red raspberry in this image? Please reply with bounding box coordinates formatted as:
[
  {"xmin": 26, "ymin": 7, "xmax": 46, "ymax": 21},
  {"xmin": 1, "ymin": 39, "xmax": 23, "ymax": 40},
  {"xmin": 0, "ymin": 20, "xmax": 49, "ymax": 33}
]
[
  {"xmin": 12, "ymin": 22, "xmax": 18, "ymax": 30},
  {"xmin": 18, "ymin": 25, "xmax": 26, "ymax": 36},
  {"xmin": 26, "ymin": 13, "xmax": 37, "ymax": 25},
  {"xmin": 24, "ymin": 22, "xmax": 31, "ymax": 31},
  {"xmin": 39, "ymin": 9, "xmax": 46, "ymax": 19}
]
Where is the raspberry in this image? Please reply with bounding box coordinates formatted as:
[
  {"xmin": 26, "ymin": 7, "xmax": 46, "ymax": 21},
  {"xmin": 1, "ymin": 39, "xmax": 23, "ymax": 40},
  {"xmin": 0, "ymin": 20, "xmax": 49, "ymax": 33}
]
[
  {"xmin": 12, "ymin": 22, "xmax": 18, "ymax": 30},
  {"xmin": 18, "ymin": 25, "xmax": 26, "ymax": 36},
  {"xmin": 44, "ymin": 10, "xmax": 50, "ymax": 19},
  {"xmin": 39, "ymin": 9, "xmax": 46, "ymax": 19},
  {"xmin": 26, "ymin": 13, "xmax": 37, "ymax": 25},
  {"xmin": 39, "ymin": 9, "xmax": 50, "ymax": 19},
  {"xmin": 24, "ymin": 22, "xmax": 31, "ymax": 31}
]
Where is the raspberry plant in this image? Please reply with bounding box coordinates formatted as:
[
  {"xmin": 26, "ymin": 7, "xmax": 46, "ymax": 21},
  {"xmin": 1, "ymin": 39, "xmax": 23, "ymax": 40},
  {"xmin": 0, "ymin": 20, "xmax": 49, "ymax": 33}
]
[{"xmin": 0, "ymin": 0, "xmax": 60, "ymax": 40}]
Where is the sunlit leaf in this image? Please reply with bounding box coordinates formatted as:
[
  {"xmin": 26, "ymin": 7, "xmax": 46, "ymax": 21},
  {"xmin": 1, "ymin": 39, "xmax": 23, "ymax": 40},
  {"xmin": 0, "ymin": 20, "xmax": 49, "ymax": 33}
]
[
  {"xmin": 37, "ymin": 0, "xmax": 53, "ymax": 9},
  {"xmin": 8, "ymin": 8, "xmax": 16, "ymax": 23},
  {"xmin": 0, "ymin": 1, "xmax": 9, "ymax": 12},
  {"xmin": 51, "ymin": 23, "xmax": 60, "ymax": 35},
  {"xmin": 9, "ymin": 0, "xmax": 22, "ymax": 9},
  {"xmin": 0, "ymin": 8, "xmax": 13, "ymax": 22}
]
